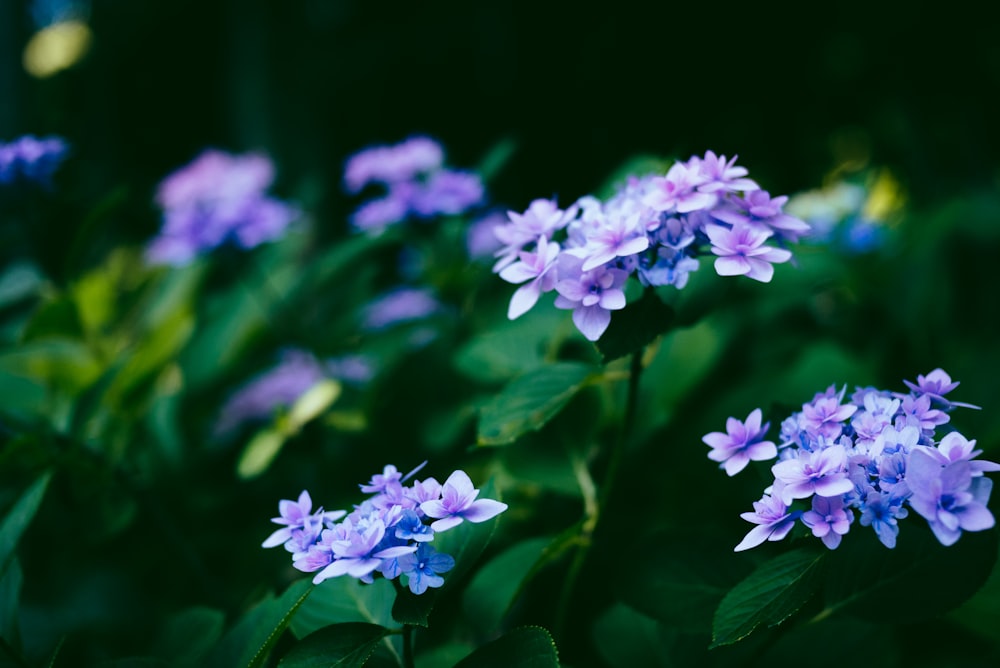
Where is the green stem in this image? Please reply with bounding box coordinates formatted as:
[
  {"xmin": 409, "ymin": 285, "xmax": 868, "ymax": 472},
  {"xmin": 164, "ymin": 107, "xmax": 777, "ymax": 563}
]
[
  {"xmin": 402, "ymin": 624, "xmax": 415, "ymax": 668},
  {"xmin": 554, "ymin": 347, "xmax": 645, "ymax": 639}
]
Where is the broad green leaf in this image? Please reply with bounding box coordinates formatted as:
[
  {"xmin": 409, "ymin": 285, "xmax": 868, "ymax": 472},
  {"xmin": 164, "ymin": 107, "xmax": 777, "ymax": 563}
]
[
  {"xmin": 151, "ymin": 606, "xmax": 225, "ymax": 668},
  {"xmin": 390, "ymin": 587, "xmax": 435, "ymax": 628},
  {"xmin": 207, "ymin": 579, "xmax": 312, "ymax": 668},
  {"xmin": 821, "ymin": 524, "xmax": 998, "ymax": 624},
  {"xmin": 103, "ymin": 308, "xmax": 195, "ymax": 407},
  {"xmin": 0, "ymin": 557, "xmax": 22, "ymax": 645},
  {"xmin": 618, "ymin": 532, "xmax": 750, "ymax": 634},
  {"xmin": 453, "ymin": 304, "xmax": 565, "ymax": 383},
  {"xmin": 0, "ymin": 261, "xmax": 44, "ymax": 309},
  {"xmin": 278, "ymin": 622, "xmax": 389, "ymax": 668},
  {"xmin": 711, "ymin": 547, "xmax": 826, "ymax": 648},
  {"xmin": 236, "ymin": 429, "xmax": 288, "ymax": 480},
  {"xmin": 290, "ymin": 577, "xmax": 401, "ymax": 667},
  {"xmin": 592, "ymin": 604, "xmax": 674, "ymax": 668},
  {"xmin": 415, "ymin": 642, "xmax": 475, "ymax": 668},
  {"xmin": 0, "ymin": 339, "xmax": 102, "ymax": 395},
  {"xmin": 290, "ymin": 577, "xmax": 395, "ymax": 639},
  {"xmin": 0, "ymin": 472, "xmax": 52, "ymax": 579},
  {"xmin": 453, "ymin": 626, "xmax": 559, "ymax": 668},
  {"xmin": 463, "ymin": 537, "xmax": 551, "ymax": 634},
  {"xmin": 596, "ymin": 289, "xmax": 675, "ymax": 363},
  {"xmin": 477, "ymin": 363, "xmax": 597, "ymax": 446},
  {"xmin": 284, "ymin": 380, "xmax": 341, "ymax": 433}
]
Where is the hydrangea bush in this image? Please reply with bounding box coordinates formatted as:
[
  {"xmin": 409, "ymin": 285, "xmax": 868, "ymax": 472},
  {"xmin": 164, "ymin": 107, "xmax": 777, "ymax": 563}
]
[{"xmin": 2, "ymin": 126, "xmax": 998, "ymax": 668}]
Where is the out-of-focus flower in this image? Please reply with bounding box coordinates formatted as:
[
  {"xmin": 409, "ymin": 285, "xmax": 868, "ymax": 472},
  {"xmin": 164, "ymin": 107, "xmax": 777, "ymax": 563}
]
[
  {"xmin": 0, "ymin": 135, "xmax": 69, "ymax": 187},
  {"xmin": 345, "ymin": 137, "xmax": 485, "ymax": 230},
  {"xmin": 146, "ymin": 150, "xmax": 299, "ymax": 266},
  {"xmin": 360, "ymin": 287, "xmax": 444, "ymax": 332}
]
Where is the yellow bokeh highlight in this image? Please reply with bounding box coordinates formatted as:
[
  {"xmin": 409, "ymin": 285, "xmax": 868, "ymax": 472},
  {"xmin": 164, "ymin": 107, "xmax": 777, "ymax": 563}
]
[{"xmin": 23, "ymin": 20, "xmax": 93, "ymax": 79}]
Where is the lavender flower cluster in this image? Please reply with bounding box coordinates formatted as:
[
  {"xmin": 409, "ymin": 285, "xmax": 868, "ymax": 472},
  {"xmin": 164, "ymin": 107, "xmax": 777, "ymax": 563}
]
[
  {"xmin": 263, "ymin": 464, "xmax": 507, "ymax": 594},
  {"xmin": 146, "ymin": 150, "xmax": 299, "ymax": 266},
  {"xmin": 0, "ymin": 135, "xmax": 69, "ymax": 187},
  {"xmin": 345, "ymin": 136, "xmax": 484, "ymax": 231},
  {"xmin": 703, "ymin": 369, "xmax": 998, "ymax": 551},
  {"xmin": 493, "ymin": 151, "xmax": 810, "ymax": 341}
]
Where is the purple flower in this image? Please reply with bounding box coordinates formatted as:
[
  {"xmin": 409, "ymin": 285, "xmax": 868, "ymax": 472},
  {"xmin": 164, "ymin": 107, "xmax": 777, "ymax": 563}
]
[
  {"xmin": 361, "ymin": 287, "xmax": 443, "ymax": 332},
  {"xmin": 499, "ymin": 235, "xmax": 561, "ymax": 319},
  {"xmin": 902, "ymin": 368, "xmax": 980, "ymax": 409},
  {"xmin": 493, "ymin": 198, "xmax": 578, "ymax": 271},
  {"xmin": 568, "ymin": 211, "xmax": 649, "ymax": 272},
  {"xmin": 397, "ymin": 543, "xmax": 455, "ymax": 595},
  {"xmin": 147, "ymin": 150, "xmax": 298, "ymax": 266},
  {"xmin": 801, "ymin": 495, "xmax": 853, "ymax": 550},
  {"xmin": 214, "ymin": 349, "xmax": 328, "ymax": 437},
  {"xmin": 702, "ymin": 408, "xmax": 778, "ymax": 476},
  {"xmin": 801, "ymin": 391, "xmax": 858, "ymax": 440},
  {"xmin": 261, "ymin": 491, "xmax": 346, "ymax": 550},
  {"xmin": 420, "ymin": 470, "xmax": 508, "ymax": 532},
  {"xmin": 0, "ymin": 135, "xmax": 69, "ymax": 187},
  {"xmin": 734, "ymin": 483, "xmax": 800, "ymax": 552},
  {"xmin": 552, "ymin": 256, "xmax": 628, "ymax": 342},
  {"xmin": 344, "ymin": 136, "xmax": 444, "ymax": 193},
  {"xmin": 907, "ymin": 449, "xmax": 996, "ymax": 546},
  {"xmin": 899, "ymin": 394, "xmax": 950, "ymax": 432},
  {"xmin": 711, "ymin": 191, "xmax": 810, "ymax": 243},
  {"xmin": 642, "ymin": 162, "xmax": 717, "ymax": 214},
  {"xmin": 360, "ymin": 465, "xmax": 404, "ymax": 494},
  {"xmin": 705, "ymin": 223, "xmax": 792, "ymax": 283},
  {"xmin": 771, "ymin": 445, "xmax": 854, "ymax": 505},
  {"xmin": 859, "ymin": 489, "xmax": 908, "ymax": 548},
  {"xmin": 690, "ymin": 151, "xmax": 759, "ymax": 194},
  {"xmin": 312, "ymin": 515, "xmax": 417, "ymax": 585},
  {"xmin": 409, "ymin": 170, "xmax": 484, "ymax": 218}
]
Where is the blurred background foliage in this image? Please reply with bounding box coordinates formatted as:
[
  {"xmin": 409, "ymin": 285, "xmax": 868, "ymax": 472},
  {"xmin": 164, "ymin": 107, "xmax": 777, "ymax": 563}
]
[{"xmin": 1, "ymin": 1, "xmax": 1000, "ymax": 666}]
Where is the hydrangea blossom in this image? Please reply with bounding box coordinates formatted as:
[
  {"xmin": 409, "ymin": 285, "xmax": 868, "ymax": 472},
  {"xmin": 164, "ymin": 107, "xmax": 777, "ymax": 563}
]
[
  {"xmin": 146, "ymin": 149, "xmax": 299, "ymax": 266},
  {"xmin": 264, "ymin": 463, "xmax": 507, "ymax": 594},
  {"xmin": 493, "ymin": 151, "xmax": 808, "ymax": 341},
  {"xmin": 345, "ymin": 137, "xmax": 484, "ymax": 230},
  {"xmin": 704, "ymin": 370, "xmax": 998, "ymax": 551},
  {"xmin": 214, "ymin": 348, "xmax": 374, "ymax": 437},
  {"xmin": 0, "ymin": 135, "xmax": 69, "ymax": 187}
]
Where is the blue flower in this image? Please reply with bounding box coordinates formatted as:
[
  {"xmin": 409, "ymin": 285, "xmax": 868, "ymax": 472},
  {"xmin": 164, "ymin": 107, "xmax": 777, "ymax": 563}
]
[
  {"xmin": 397, "ymin": 544, "xmax": 455, "ymax": 595},
  {"xmin": 0, "ymin": 135, "xmax": 68, "ymax": 187}
]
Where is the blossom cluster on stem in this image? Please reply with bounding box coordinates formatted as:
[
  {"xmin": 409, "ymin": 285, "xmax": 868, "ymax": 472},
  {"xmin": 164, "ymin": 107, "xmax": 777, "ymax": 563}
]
[
  {"xmin": 263, "ymin": 464, "xmax": 507, "ymax": 594},
  {"xmin": 0, "ymin": 135, "xmax": 69, "ymax": 187},
  {"xmin": 493, "ymin": 151, "xmax": 809, "ymax": 341},
  {"xmin": 345, "ymin": 136, "xmax": 484, "ymax": 231},
  {"xmin": 146, "ymin": 149, "xmax": 299, "ymax": 266},
  {"xmin": 703, "ymin": 369, "xmax": 998, "ymax": 551}
]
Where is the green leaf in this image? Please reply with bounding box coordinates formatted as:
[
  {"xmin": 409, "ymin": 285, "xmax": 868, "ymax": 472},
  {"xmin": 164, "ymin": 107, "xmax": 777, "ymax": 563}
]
[
  {"xmin": 477, "ymin": 363, "xmax": 597, "ymax": 446},
  {"xmin": 290, "ymin": 578, "xmax": 400, "ymax": 667},
  {"xmin": 596, "ymin": 289, "xmax": 674, "ymax": 363},
  {"xmin": 592, "ymin": 604, "xmax": 674, "ymax": 668},
  {"xmin": 463, "ymin": 537, "xmax": 551, "ymax": 634},
  {"xmin": 452, "ymin": 308, "xmax": 563, "ymax": 384},
  {"xmin": 711, "ymin": 547, "xmax": 826, "ymax": 648},
  {"xmin": 151, "ymin": 607, "xmax": 225, "ymax": 668},
  {"xmin": 207, "ymin": 579, "xmax": 313, "ymax": 668},
  {"xmin": 453, "ymin": 627, "xmax": 559, "ymax": 668},
  {"xmin": 236, "ymin": 429, "xmax": 288, "ymax": 480},
  {"xmin": 0, "ymin": 557, "xmax": 22, "ymax": 646},
  {"xmin": 821, "ymin": 524, "xmax": 998, "ymax": 624},
  {"xmin": 618, "ymin": 532, "xmax": 751, "ymax": 634},
  {"xmin": 390, "ymin": 587, "xmax": 436, "ymax": 628},
  {"xmin": 278, "ymin": 622, "xmax": 389, "ymax": 668},
  {"xmin": 0, "ymin": 471, "xmax": 52, "ymax": 579},
  {"xmin": 0, "ymin": 261, "xmax": 44, "ymax": 309}
]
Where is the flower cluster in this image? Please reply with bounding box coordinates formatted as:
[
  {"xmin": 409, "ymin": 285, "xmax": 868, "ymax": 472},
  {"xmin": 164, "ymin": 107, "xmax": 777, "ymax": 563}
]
[
  {"xmin": 263, "ymin": 464, "xmax": 507, "ymax": 594},
  {"xmin": 703, "ymin": 369, "xmax": 998, "ymax": 551},
  {"xmin": 494, "ymin": 151, "xmax": 809, "ymax": 341},
  {"xmin": 0, "ymin": 135, "xmax": 69, "ymax": 187},
  {"xmin": 345, "ymin": 136, "xmax": 484, "ymax": 231},
  {"xmin": 146, "ymin": 149, "xmax": 299, "ymax": 266}
]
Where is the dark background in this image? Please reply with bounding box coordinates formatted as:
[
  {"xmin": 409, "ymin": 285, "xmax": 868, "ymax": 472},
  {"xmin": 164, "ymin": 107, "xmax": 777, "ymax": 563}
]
[{"xmin": 2, "ymin": 0, "xmax": 998, "ymax": 252}]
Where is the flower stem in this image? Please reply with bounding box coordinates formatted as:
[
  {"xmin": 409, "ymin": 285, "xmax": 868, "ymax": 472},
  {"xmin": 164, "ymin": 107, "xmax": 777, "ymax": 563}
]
[
  {"xmin": 554, "ymin": 347, "xmax": 645, "ymax": 639},
  {"xmin": 402, "ymin": 624, "xmax": 415, "ymax": 668}
]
